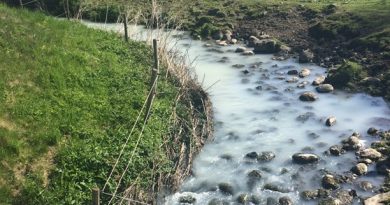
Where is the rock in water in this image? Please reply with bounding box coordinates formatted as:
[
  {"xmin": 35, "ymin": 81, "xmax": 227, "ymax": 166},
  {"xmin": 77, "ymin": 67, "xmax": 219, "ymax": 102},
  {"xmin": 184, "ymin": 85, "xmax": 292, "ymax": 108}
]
[
  {"xmin": 316, "ymin": 84, "xmax": 334, "ymax": 93},
  {"xmin": 218, "ymin": 183, "xmax": 235, "ymax": 195},
  {"xmin": 179, "ymin": 195, "xmax": 196, "ymax": 204},
  {"xmin": 364, "ymin": 192, "xmax": 390, "ymax": 205},
  {"xmin": 257, "ymin": 151, "xmax": 276, "ymax": 162},
  {"xmin": 326, "ymin": 116, "xmax": 337, "ymax": 126},
  {"xmin": 299, "ymin": 68, "xmax": 311, "ymax": 78},
  {"xmin": 292, "ymin": 153, "xmax": 319, "ymax": 164},
  {"xmin": 358, "ymin": 148, "xmax": 382, "ymax": 161},
  {"xmin": 235, "ymin": 47, "xmax": 246, "ymax": 53},
  {"xmin": 322, "ymin": 174, "xmax": 340, "ymax": 190},
  {"xmin": 253, "ymin": 39, "xmax": 282, "ymax": 54},
  {"xmin": 279, "ymin": 196, "xmax": 293, "ymax": 205},
  {"xmin": 351, "ymin": 163, "xmax": 368, "ymax": 175},
  {"xmin": 312, "ymin": 76, "xmax": 326, "ymax": 85},
  {"xmin": 299, "ymin": 92, "xmax": 318, "ymax": 102}
]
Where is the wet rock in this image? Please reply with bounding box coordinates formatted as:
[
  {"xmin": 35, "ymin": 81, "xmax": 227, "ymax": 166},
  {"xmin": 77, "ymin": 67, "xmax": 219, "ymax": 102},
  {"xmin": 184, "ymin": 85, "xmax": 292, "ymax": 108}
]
[
  {"xmin": 367, "ymin": 127, "xmax": 378, "ymax": 136},
  {"xmin": 292, "ymin": 153, "xmax": 319, "ymax": 164},
  {"xmin": 308, "ymin": 132, "xmax": 320, "ymax": 139},
  {"xmin": 302, "ymin": 146, "xmax": 315, "ymax": 152},
  {"xmin": 263, "ymin": 183, "xmax": 290, "ymax": 193},
  {"xmin": 179, "ymin": 195, "xmax": 196, "ymax": 204},
  {"xmin": 357, "ymin": 148, "xmax": 382, "ymax": 161},
  {"xmin": 232, "ymin": 64, "xmax": 245, "ymax": 68},
  {"xmin": 358, "ymin": 181, "xmax": 374, "ymax": 191},
  {"xmin": 359, "ymin": 158, "xmax": 373, "ymax": 165},
  {"xmin": 237, "ymin": 193, "xmax": 250, "ymax": 204},
  {"xmin": 351, "ymin": 163, "xmax": 368, "ymax": 175},
  {"xmin": 235, "ymin": 47, "xmax": 246, "ymax": 53},
  {"xmin": 216, "ymin": 40, "xmax": 228, "ymax": 46},
  {"xmin": 326, "ymin": 116, "xmax": 337, "ymax": 126},
  {"xmin": 287, "ymin": 70, "xmax": 299, "ymax": 75},
  {"xmin": 212, "ymin": 31, "xmax": 224, "ymax": 40},
  {"xmin": 286, "ymin": 77, "xmax": 299, "ymax": 83},
  {"xmin": 253, "ymin": 39, "xmax": 282, "ymax": 54},
  {"xmin": 334, "ymin": 190, "xmax": 354, "ymax": 205},
  {"xmin": 317, "ymin": 189, "xmax": 331, "ymax": 198},
  {"xmin": 250, "ymin": 195, "xmax": 262, "ymax": 205},
  {"xmin": 242, "ymin": 50, "xmax": 254, "ymax": 56},
  {"xmin": 364, "ymin": 192, "xmax": 390, "ymax": 205},
  {"xmin": 242, "ymin": 69, "xmax": 250, "ymax": 75},
  {"xmin": 322, "ymin": 174, "xmax": 340, "ymax": 190},
  {"xmin": 316, "ymin": 84, "xmax": 334, "ymax": 93},
  {"xmin": 376, "ymin": 158, "xmax": 390, "ymax": 175},
  {"xmin": 257, "ymin": 151, "xmax": 276, "ymax": 162},
  {"xmin": 267, "ymin": 197, "xmax": 278, "ymax": 205},
  {"xmin": 299, "ymin": 92, "xmax": 318, "ymax": 102},
  {"xmin": 299, "ymin": 68, "xmax": 311, "ymax": 78},
  {"xmin": 220, "ymin": 154, "xmax": 233, "ymax": 160},
  {"xmin": 218, "ymin": 182, "xmax": 235, "ymax": 195},
  {"xmin": 299, "ymin": 49, "xmax": 314, "ymax": 63},
  {"xmin": 280, "ymin": 168, "xmax": 289, "ymax": 174},
  {"xmin": 208, "ymin": 198, "xmax": 229, "ymax": 205},
  {"xmin": 207, "ymin": 48, "xmax": 224, "ymax": 53},
  {"xmin": 248, "ymin": 36, "xmax": 260, "ymax": 47},
  {"xmin": 248, "ymin": 170, "xmax": 262, "ymax": 179},
  {"xmin": 342, "ymin": 136, "xmax": 362, "ymax": 151},
  {"xmin": 312, "ymin": 76, "xmax": 326, "ymax": 85},
  {"xmin": 245, "ymin": 152, "xmax": 258, "ymax": 159},
  {"xmin": 231, "ymin": 39, "xmax": 238, "ymax": 44},
  {"xmin": 318, "ymin": 198, "xmax": 342, "ymax": 205},
  {"xmin": 301, "ymin": 190, "xmax": 319, "ymax": 200},
  {"xmin": 329, "ymin": 145, "xmax": 345, "ymax": 156},
  {"xmin": 279, "ymin": 196, "xmax": 293, "ymax": 205}
]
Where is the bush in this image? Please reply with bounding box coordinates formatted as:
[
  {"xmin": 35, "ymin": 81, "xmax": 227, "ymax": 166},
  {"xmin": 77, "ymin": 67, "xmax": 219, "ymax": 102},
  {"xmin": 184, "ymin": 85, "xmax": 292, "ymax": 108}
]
[{"xmin": 325, "ymin": 61, "xmax": 367, "ymax": 88}]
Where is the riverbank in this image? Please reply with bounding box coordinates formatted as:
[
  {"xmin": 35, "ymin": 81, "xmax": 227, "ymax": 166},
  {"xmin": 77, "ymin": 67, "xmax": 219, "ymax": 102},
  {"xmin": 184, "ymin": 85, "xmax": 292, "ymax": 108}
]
[{"xmin": 0, "ymin": 4, "xmax": 212, "ymax": 204}]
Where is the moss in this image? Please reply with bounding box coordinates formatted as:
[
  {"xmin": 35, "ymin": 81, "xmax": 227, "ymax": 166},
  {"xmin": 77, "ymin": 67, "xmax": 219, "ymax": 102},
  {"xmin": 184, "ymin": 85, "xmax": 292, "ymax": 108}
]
[{"xmin": 325, "ymin": 61, "xmax": 367, "ymax": 88}]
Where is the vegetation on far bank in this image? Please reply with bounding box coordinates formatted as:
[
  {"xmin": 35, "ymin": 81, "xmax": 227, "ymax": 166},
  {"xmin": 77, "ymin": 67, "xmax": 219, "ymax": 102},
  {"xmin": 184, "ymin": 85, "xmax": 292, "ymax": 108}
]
[{"xmin": 0, "ymin": 3, "xmax": 210, "ymax": 204}]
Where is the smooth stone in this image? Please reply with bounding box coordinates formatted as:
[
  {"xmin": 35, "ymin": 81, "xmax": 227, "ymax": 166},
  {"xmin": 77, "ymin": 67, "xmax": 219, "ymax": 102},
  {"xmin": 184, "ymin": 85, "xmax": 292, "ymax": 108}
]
[
  {"xmin": 322, "ymin": 174, "xmax": 340, "ymax": 190},
  {"xmin": 351, "ymin": 163, "xmax": 368, "ymax": 175},
  {"xmin": 316, "ymin": 84, "xmax": 334, "ymax": 93},
  {"xmin": 218, "ymin": 183, "xmax": 235, "ymax": 195},
  {"xmin": 179, "ymin": 195, "xmax": 196, "ymax": 204},
  {"xmin": 299, "ymin": 92, "xmax": 318, "ymax": 102},
  {"xmin": 358, "ymin": 148, "xmax": 382, "ymax": 161},
  {"xmin": 326, "ymin": 116, "xmax": 337, "ymax": 126},
  {"xmin": 312, "ymin": 76, "xmax": 326, "ymax": 85},
  {"xmin": 292, "ymin": 153, "xmax": 319, "ymax": 164},
  {"xmin": 299, "ymin": 68, "xmax": 311, "ymax": 78}
]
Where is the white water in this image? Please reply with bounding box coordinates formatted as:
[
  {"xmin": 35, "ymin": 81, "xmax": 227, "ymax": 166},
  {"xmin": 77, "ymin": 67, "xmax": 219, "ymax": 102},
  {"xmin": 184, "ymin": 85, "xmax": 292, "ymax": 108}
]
[{"xmin": 83, "ymin": 21, "xmax": 390, "ymax": 205}]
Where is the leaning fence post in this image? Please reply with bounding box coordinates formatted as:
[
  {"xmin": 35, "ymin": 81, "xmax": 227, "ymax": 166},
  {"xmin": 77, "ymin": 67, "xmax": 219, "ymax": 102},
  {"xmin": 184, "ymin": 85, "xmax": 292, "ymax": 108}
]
[
  {"xmin": 92, "ymin": 187, "xmax": 100, "ymax": 205},
  {"xmin": 144, "ymin": 39, "xmax": 159, "ymax": 122}
]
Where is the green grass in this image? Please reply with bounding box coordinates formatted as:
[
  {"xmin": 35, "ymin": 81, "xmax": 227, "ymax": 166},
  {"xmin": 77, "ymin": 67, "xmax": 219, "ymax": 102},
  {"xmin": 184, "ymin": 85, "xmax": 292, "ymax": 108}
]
[{"xmin": 0, "ymin": 4, "xmax": 186, "ymax": 204}]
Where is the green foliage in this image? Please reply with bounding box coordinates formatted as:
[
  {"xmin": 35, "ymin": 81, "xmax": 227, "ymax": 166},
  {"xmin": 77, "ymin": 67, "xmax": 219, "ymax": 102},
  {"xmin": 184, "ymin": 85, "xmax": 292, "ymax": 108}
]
[
  {"xmin": 0, "ymin": 4, "xmax": 182, "ymax": 204},
  {"xmin": 326, "ymin": 61, "xmax": 367, "ymax": 88}
]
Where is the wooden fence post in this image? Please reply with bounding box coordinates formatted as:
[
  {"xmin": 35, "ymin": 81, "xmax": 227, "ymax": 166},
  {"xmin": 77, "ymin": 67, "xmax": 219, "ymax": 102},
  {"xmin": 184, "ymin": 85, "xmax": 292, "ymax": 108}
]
[
  {"xmin": 144, "ymin": 39, "xmax": 159, "ymax": 122},
  {"xmin": 92, "ymin": 187, "xmax": 100, "ymax": 205},
  {"xmin": 123, "ymin": 13, "xmax": 129, "ymax": 42}
]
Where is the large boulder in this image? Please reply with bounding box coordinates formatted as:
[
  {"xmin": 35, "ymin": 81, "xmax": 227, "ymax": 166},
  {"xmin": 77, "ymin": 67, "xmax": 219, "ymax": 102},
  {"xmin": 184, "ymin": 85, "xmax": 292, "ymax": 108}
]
[
  {"xmin": 292, "ymin": 153, "xmax": 319, "ymax": 164},
  {"xmin": 364, "ymin": 192, "xmax": 390, "ymax": 205},
  {"xmin": 299, "ymin": 49, "xmax": 314, "ymax": 63},
  {"xmin": 299, "ymin": 92, "xmax": 318, "ymax": 102},
  {"xmin": 253, "ymin": 39, "xmax": 282, "ymax": 54}
]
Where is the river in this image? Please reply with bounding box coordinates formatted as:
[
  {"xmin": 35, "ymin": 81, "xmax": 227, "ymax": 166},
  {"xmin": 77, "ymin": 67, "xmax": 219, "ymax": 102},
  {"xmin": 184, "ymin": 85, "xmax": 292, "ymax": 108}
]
[{"xmin": 83, "ymin": 21, "xmax": 390, "ymax": 205}]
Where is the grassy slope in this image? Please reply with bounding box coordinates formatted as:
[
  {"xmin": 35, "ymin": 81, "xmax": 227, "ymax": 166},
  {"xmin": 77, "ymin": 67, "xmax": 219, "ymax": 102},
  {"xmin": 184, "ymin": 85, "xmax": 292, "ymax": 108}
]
[{"xmin": 0, "ymin": 4, "xmax": 183, "ymax": 204}]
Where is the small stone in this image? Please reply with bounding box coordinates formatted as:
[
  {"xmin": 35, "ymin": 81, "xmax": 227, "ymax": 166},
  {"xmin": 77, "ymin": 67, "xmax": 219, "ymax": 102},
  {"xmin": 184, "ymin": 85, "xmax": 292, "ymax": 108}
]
[
  {"xmin": 231, "ymin": 39, "xmax": 238, "ymax": 44},
  {"xmin": 279, "ymin": 196, "xmax": 293, "ymax": 205},
  {"xmin": 237, "ymin": 193, "xmax": 250, "ymax": 203},
  {"xmin": 232, "ymin": 64, "xmax": 245, "ymax": 68},
  {"xmin": 301, "ymin": 190, "xmax": 318, "ymax": 200},
  {"xmin": 358, "ymin": 181, "xmax": 374, "ymax": 191},
  {"xmin": 318, "ymin": 198, "xmax": 342, "ymax": 205},
  {"xmin": 299, "ymin": 92, "xmax": 318, "ymax": 102},
  {"xmin": 358, "ymin": 148, "xmax": 382, "ymax": 161},
  {"xmin": 286, "ymin": 77, "xmax": 299, "ymax": 83},
  {"xmin": 351, "ymin": 163, "xmax": 368, "ymax": 175},
  {"xmin": 247, "ymin": 170, "xmax": 262, "ymax": 179},
  {"xmin": 179, "ymin": 195, "xmax": 196, "ymax": 204},
  {"xmin": 242, "ymin": 50, "xmax": 254, "ymax": 56},
  {"xmin": 218, "ymin": 183, "xmax": 234, "ymax": 195},
  {"xmin": 292, "ymin": 153, "xmax": 319, "ymax": 164},
  {"xmin": 312, "ymin": 76, "xmax": 326, "ymax": 85},
  {"xmin": 364, "ymin": 192, "xmax": 390, "ymax": 205},
  {"xmin": 342, "ymin": 136, "xmax": 362, "ymax": 151},
  {"xmin": 267, "ymin": 197, "xmax": 278, "ymax": 205},
  {"xmin": 287, "ymin": 70, "xmax": 299, "ymax": 75},
  {"xmin": 245, "ymin": 152, "xmax": 258, "ymax": 159},
  {"xmin": 299, "ymin": 68, "xmax": 311, "ymax": 78},
  {"xmin": 326, "ymin": 116, "xmax": 337, "ymax": 126},
  {"xmin": 329, "ymin": 145, "xmax": 345, "ymax": 156},
  {"xmin": 316, "ymin": 84, "xmax": 334, "ymax": 93},
  {"xmin": 235, "ymin": 47, "xmax": 246, "ymax": 53},
  {"xmin": 257, "ymin": 151, "xmax": 276, "ymax": 162},
  {"xmin": 322, "ymin": 174, "xmax": 340, "ymax": 190}
]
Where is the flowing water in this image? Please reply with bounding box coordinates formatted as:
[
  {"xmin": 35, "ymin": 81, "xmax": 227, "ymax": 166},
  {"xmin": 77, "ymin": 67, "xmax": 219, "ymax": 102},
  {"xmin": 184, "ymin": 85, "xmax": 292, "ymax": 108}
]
[{"xmin": 83, "ymin": 21, "xmax": 390, "ymax": 205}]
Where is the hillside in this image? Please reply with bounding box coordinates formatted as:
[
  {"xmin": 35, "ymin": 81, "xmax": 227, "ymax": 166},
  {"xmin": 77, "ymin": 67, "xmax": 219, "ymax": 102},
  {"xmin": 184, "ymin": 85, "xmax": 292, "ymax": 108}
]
[{"xmin": 0, "ymin": 4, "xmax": 210, "ymax": 204}]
